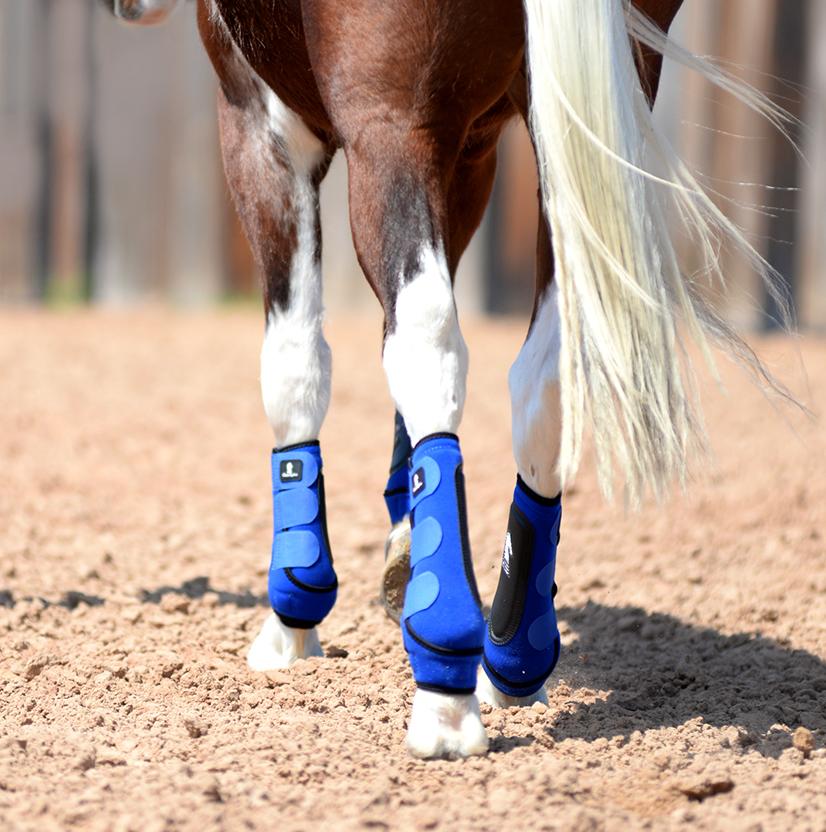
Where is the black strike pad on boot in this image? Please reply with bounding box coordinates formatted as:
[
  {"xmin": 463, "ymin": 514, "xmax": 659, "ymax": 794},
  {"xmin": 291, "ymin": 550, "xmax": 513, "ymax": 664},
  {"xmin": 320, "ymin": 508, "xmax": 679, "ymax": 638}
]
[{"xmin": 489, "ymin": 502, "xmax": 534, "ymax": 644}]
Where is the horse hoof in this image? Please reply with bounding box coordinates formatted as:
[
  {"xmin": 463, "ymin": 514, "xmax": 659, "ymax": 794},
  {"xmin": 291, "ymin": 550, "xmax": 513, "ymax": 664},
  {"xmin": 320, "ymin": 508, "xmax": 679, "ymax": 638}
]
[
  {"xmin": 406, "ymin": 688, "xmax": 489, "ymax": 759},
  {"xmin": 475, "ymin": 666, "xmax": 549, "ymax": 708},
  {"xmin": 247, "ymin": 612, "xmax": 323, "ymax": 671},
  {"xmin": 380, "ymin": 517, "xmax": 411, "ymax": 623}
]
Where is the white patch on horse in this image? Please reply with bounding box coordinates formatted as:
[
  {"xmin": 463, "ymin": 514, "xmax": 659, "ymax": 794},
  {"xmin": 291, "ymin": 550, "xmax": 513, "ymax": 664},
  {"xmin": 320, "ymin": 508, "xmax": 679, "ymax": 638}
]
[
  {"xmin": 247, "ymin": 612, "xmax": 323, "ymax": 671},
  {"xmin": 264, "ymin": 92, "xmax": 325, "ymax": 178},
  {"xmin": 382, "ymin": 245, "xmax": 468, "ymax": 446},
  {"xmin": 259, "ymin": 89, "xmax": 330, "ymax": 448},
  {"xmin": 509, "ymin": 282, "xmax": 563, "ymax": 498},
  {"xmin": 406, "ymin": 688, "xmax": 488, "ymax": 759}
]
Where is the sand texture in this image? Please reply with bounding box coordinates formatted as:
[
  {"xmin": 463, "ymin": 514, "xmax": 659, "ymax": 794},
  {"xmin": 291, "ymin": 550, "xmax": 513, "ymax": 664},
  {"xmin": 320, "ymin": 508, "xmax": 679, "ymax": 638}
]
[{"xmin": 1, "ymin": 310, "xmax": 824, "ymax": 831}]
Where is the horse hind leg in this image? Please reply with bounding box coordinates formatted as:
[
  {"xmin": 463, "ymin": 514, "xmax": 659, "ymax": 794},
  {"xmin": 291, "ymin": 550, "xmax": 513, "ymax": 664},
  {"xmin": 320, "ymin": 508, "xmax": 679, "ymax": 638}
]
[
  {"xmin": 214, "ymin": 72, "xmax": 337, "ymax": 670},
  {"xmin": 344, "ymin": 134, "xmax": 489, "ymax": 758},
  {"xmin": 378, "ymin": 128, "xmax": 503, "ymax": 627},
  {"xmin": 477, "ymin": 205, "xmax": 562, "ymax": 708}
]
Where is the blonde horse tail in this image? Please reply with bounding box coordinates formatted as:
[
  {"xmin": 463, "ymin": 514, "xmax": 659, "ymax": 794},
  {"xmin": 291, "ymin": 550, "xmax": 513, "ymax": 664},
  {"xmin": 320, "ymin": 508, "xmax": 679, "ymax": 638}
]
[{"xmin": 521, "ymin": 0, "xmax": 797, "ymax": 504}]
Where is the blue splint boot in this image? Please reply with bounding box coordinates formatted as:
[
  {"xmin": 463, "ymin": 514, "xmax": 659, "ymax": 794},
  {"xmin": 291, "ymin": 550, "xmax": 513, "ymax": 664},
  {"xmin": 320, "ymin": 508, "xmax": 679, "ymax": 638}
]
[
  {"xmin": 482, "ymin": 476, "xmax": 562, "ymax": 697},
  {"xmin": 402, "ymin": 433, "xmax": 485, "ymax": 692},
  {"xmin": 267, "ymin": 441, "xmax": 337, "ymax": 628}
]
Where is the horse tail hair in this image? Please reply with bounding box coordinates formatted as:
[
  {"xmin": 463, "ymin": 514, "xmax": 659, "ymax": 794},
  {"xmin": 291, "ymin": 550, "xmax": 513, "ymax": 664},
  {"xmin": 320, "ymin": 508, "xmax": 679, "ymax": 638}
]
[{"xmin": 521, "ymin": 0, "xmax": 799, "ymax": 505}]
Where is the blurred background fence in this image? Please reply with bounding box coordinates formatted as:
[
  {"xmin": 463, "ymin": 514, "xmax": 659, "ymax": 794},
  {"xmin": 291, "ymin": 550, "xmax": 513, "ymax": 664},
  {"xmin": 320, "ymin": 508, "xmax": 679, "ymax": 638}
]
[{"xmin": 1, "ymin": 0, "xmax": 824, "ymax": 328}]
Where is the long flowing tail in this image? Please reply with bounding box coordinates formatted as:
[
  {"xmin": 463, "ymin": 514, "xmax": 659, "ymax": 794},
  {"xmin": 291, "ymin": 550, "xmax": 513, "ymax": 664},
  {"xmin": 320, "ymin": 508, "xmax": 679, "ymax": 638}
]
[{"xmin": 522, "ymin": 0, "xmax": 797, "ymax": 504}]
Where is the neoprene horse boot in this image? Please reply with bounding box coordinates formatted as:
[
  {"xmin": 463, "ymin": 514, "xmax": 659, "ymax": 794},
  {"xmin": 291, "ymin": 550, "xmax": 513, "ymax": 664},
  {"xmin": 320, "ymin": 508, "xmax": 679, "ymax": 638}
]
[
  {"xmin": 402, "ymin": 434, "xmax": 485, "ymax": 692},
  {"xmin": 480, "ymin": 477, "xmax": 562, "ymax": 703},
  {"xmin": 267, "ymin": 441, "xmax": 338, "ymax": 628}
]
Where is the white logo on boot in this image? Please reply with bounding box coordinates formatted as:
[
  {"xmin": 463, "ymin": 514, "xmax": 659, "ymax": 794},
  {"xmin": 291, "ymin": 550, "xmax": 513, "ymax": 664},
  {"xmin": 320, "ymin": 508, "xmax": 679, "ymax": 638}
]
[
  {"xmin": 280, "ymin": 459, "xmax": 303, "ymax": 481},
  {"xmin": 502, "ymin": 532, "xmax": 513, "ymax": 577}
]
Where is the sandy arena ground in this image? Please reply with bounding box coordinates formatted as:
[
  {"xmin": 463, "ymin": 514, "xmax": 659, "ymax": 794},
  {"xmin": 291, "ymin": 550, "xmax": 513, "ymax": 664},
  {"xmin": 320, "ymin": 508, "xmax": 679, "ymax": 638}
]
[{"xmin": 0, "ymin": 309, "xmax": 824, "ymax": 831}]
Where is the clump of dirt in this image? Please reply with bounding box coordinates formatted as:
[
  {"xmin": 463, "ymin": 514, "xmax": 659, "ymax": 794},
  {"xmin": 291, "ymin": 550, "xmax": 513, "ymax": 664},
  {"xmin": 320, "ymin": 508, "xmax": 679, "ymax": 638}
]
[{"xmin": 0, "ymin": 310, "xmax": 824, "ymax": 831}]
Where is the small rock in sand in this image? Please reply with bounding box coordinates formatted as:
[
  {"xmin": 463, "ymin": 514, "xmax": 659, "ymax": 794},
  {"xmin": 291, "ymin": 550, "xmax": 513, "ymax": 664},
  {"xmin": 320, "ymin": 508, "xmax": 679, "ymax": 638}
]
[
  {"xmin": 676, "ymin": 775, "xmax": 734, "ymax": 801},
  {"xmin": 160, "ymin": 594, "xmax": 190, "ymax": 614},
  {"xmin": 792, "ymin": 727, "xmax": 814, "ymax": 758},
  {"xmin": 23, "ymin": 653, "xmax": 55, "ymax": 681},
  {"xmin": 183, "ymin": 718, "xmax": 207, "ymax": 738}
]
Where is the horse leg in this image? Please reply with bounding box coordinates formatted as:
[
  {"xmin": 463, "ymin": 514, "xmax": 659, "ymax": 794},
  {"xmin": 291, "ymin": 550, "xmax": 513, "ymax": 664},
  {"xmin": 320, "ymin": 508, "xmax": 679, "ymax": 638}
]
[
  {"xmin": 212, "ymin": 76, "xmax": 337, "ymax": 670},
  {"xmin": 476, "ymin": 7, "xmax": 681, "ymax": 706},
  {"xmin": 476, "ymin": 205, "xmax": 564, "ymax": 707},
  {"xmin": 342, "ymin": 133, "xmax": 491, "ymax": 757},
  {"xmin": 378, "ymin": 122, "xmax": 504, "ymax": 625}
]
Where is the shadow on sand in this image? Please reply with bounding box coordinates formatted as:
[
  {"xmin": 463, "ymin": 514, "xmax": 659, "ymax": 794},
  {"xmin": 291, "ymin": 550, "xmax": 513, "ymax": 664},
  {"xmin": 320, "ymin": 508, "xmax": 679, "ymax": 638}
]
[
  {"xmin": 4, "ymin": 579, "xmax": 823, "ymax": 758},
  {"xmin": 139, "ymin": 575, "xmax": 268, "ymax": 608},
  {"xmin": 548, "ymin": 601, "xmax": 826, "ymax": 756}
]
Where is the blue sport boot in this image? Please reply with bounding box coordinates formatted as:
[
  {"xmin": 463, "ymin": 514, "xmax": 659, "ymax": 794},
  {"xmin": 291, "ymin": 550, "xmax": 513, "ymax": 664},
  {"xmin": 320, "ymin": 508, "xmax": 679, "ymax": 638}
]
[
  {"xmin": 267, "ymin": 441, "xmax": 337, "ymax": 628},
  {"xmin": 482, "ymin": 476, "xmax": 562, "ymax": 697},
  {"xmin": 402, "ymin": 433, "xmax": 485, "ymax": 693}
]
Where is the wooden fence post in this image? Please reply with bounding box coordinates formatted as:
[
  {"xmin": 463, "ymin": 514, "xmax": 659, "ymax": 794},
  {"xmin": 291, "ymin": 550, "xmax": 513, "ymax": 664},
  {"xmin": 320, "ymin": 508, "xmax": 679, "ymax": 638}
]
[{"xmin": 799, "ymin": 0, "xmax": 826, "ymax": 330}]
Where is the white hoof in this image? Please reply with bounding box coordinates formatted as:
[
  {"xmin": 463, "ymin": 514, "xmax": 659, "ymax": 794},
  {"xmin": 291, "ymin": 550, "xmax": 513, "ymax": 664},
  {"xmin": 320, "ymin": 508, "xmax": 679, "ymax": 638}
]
[
  {"xmin": 406, "ymin": 688, "xmax": 489, "ymax": 759},
  {"xmin": 247, "ymin": 612, "xmax": 323, "ymax": 671},
  {"xmin": 475, "ymin": 666, "xmax": 549, "ymax": 708}
]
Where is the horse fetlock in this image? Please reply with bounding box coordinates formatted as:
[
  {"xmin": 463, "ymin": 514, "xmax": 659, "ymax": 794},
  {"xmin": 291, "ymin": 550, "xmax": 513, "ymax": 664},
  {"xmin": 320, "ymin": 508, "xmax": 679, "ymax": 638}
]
[
  {"xmin": 247, "ymin": 612, "xmax": 323, "ymax": 671},
  {"xmin": 406, "ymin": 689, "xmax": 489, "ymax": 759}
]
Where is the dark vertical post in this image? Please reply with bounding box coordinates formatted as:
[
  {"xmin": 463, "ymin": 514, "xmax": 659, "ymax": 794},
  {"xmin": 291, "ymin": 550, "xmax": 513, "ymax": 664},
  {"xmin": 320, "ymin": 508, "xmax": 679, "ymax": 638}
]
[
  {"xmin": 764, "ymin": 0, "xmax": 807, "ymax": 330},
  {"xmin": 81, "ymin": 0, "xmax": 99, "ymax": 301},
  {"xmin": 32, "ymin": 0, "xmax": 54, "ymax": 300}
]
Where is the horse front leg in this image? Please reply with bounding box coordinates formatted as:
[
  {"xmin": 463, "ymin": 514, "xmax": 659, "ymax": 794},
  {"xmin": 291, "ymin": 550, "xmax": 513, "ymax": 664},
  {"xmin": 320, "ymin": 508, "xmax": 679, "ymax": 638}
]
[{"xmin": 214, "ymin": 74, "xmax": 337, "ymax": 670}]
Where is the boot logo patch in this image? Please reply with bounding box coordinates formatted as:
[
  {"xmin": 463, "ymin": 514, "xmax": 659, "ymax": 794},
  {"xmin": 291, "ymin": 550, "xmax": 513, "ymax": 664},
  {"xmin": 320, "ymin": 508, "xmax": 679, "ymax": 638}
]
[
  {"xmin": 280, "ymin": 459, "xmax": 303, "ymax": 482},
  {"xmin": 502, "ymin": 532, "xmax": 513, "ymax": 577},
  {"xmin": 411, "ymin": 467, "xmax": 425, "ymax": 497}
]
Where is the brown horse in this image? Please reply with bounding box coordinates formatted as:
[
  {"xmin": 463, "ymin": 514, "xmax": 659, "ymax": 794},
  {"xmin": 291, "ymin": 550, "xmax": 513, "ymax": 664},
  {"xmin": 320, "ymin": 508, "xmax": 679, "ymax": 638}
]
[{"xmin": 105, "ymin": 0, "xmax": 791, "ymax": 758}]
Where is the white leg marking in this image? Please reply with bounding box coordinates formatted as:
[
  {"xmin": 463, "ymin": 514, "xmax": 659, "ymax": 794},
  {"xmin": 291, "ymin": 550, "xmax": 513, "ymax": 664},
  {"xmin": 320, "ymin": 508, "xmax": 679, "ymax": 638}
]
[
  {"xmin": 247, "ymin": 612, "xmax": 323, "ymax": 671},
  {"xmin": 509, "ymin": 282, "xmax": 563, "ymax": 498},
  {"xmin": 475, "ymin": 666, "xmax": 549, "ymax": 709},
  {"xmin": 406, "ymin": 689, "xmax": 489, "ymax": 759},
  {"xmin": 259, "ymin": 91, "xmax": 332, "ymax": 448},
  {"xmin": 382, "ymin": 245, "xmax": 468, "ymax": 446}
]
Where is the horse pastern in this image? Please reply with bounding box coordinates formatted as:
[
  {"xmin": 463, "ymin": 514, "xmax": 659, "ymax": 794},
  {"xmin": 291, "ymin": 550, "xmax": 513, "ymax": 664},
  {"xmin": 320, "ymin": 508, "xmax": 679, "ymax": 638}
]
[
  {"xmin": 475, "ymin": 666, "xmax": 549, "ymax": 709},
  {"xmin": 405, "ymin": 689, "xmax": 489, "ymax": 759},
  {"xmin": 246, "ymin": 612, "xmax": 322, "ymax": 671}
]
